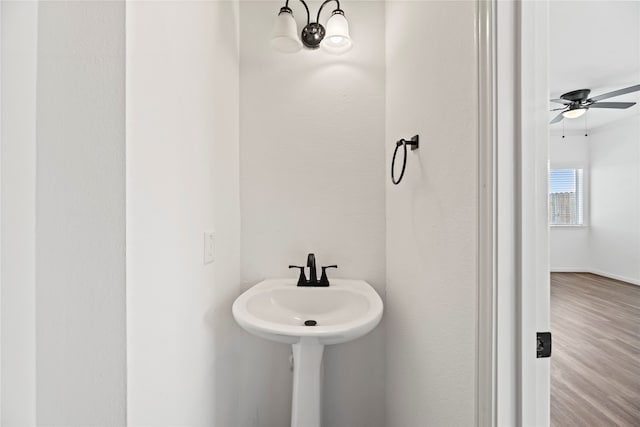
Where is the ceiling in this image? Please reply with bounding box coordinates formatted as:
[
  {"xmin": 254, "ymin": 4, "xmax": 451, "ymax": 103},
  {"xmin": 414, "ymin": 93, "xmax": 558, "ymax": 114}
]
[{"xmin": 550, "ymin": 0, "xmax": 640, "ymax": 131}]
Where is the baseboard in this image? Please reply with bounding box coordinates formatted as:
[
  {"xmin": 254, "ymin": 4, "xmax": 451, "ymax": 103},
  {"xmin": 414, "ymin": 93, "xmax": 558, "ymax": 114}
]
[
  {"xmin": 550, "ymin": 267, "xmax": 589, "ymax": 273},
  {"xmin": 588, "ymin": 269, "xmax": 640, "ymax": 287},
  {"xmin": 551, "ymin": 268, "xmax": 640, "ymax": 286}
]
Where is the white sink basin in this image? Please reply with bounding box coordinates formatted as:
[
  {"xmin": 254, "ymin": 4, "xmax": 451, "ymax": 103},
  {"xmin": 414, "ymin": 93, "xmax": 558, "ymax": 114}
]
[
  {"xmin": 232, "ymin": 278, "xmax": 383, "ymax": 345},
  {"xmin": 233, "ymin": 277, "xmax": 383, "ymax": 427}
]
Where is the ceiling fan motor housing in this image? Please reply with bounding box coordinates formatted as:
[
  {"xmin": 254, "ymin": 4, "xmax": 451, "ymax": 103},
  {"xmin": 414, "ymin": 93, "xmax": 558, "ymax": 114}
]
[{"xmin": 561, "ymin": 88, "xmax": 591, "ymax": 103}]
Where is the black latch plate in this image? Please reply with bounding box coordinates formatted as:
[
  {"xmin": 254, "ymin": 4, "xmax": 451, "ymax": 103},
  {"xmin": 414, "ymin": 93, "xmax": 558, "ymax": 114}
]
[{"xmin": 537, "ymin": 332, "xmax": 552, "ymax": 358}]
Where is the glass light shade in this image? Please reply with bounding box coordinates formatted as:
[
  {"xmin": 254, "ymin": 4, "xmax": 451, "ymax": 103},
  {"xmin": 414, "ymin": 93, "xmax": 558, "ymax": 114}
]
[
  {"xmin": 562, "ymin": 108, "xmax": 587, "ymax": 119},
  {"xmin": 271, "ymin": 11, "xmax": 302, "ymax": 53},
  {"xmin": 322, "ymin": 12, "xmax": 352, "ymax": 54}
]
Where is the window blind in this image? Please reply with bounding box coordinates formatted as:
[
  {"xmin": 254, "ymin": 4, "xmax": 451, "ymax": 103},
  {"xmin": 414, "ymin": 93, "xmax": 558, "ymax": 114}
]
[{"xmin": 549, "ymin": 168, "xmax": 584, "ymax": 225}]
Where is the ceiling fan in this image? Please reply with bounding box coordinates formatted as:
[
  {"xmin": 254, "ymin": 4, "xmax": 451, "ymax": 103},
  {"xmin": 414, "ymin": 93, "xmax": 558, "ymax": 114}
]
[{"xmin": 550, "ymin": 83, "xmax": 640, "ymax": 124}]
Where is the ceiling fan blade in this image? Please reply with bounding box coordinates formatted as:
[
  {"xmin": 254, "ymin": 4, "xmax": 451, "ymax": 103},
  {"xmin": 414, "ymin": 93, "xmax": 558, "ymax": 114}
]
[
  {"xmin": 550, "ymin": 98, "xmax": 572, "ymax": 105},
  {"xmin": 589, "ymin": 101, "xmax": 636, "ymax": 109},
  {"xmin": 590, "ymin": 84, "xmax": 640, "ymax": 102},
  {"xmin": 550, "ymin": 112, "xmax": 564, "ymax": 124},
  {"xmin": 550, "ymin": 107, "xmax": 567, "ymax": 111}
]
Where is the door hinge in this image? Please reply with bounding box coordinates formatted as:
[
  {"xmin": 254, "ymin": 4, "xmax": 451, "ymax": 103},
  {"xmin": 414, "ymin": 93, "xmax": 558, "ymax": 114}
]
[{"xmin": 537, "ymin": 332, "xmax": 552, "ymax": 358}]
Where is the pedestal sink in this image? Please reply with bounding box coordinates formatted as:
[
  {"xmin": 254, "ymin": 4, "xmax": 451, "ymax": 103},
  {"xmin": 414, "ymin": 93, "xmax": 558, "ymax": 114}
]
[{"xmin": 232, "ymin": 278, "xmax": 383, "ymax": 427}]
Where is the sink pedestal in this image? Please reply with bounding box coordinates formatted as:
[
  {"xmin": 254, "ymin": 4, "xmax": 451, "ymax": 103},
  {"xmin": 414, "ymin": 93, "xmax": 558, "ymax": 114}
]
[{"xmin": 291, "ymin": 339, "xmax": 324, "ymax": 427}]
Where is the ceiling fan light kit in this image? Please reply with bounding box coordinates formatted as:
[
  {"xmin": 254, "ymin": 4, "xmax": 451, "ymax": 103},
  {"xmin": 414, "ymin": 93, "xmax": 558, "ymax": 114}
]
[
  {"xmin": 550, "ymin": 83, "xmax": 640, "ymax": 124},
  {"xmin": 562, "ymin": 107, "xmax": 587, "ymax": 119}
]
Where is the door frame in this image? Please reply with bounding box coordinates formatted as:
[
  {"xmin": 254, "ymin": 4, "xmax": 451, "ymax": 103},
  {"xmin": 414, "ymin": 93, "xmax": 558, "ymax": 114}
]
[{"xmin": 477, "ymin": 1, "xmax": 551, "ymax": 426}]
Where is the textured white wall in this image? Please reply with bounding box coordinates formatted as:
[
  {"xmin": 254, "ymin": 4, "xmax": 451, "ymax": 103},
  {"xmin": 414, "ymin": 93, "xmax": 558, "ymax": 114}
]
[
  {"xmin": 35, "ymin": 1, "xmax": 126, "ymax": 424},
  {"xmin": 549, "ymin": 118, "xmax": 640, "ymax": 286},
  {"xmin": 239, "ymin": 1, "xmax": 386, "ymax": 426},
  {"xmin": 549, "ymin": 132, "xmax": 591, "ymax": 271},
  {"xmin": 0, "ymin": 1, "xmax": 38, "ymax": 424},
  {"xmin": 589, "ymin": 116, "xmax": 640, "ymax": 285},
  {"xmin": 126, "ymin": 1, "xmax": 241, "ymax": 425},
  {"xmin": 385, "ymin": 1, "xmax": 477, "ymax": 426}
]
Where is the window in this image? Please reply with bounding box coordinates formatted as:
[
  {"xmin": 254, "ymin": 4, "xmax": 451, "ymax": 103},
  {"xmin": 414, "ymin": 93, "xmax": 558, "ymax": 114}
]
[{"xmin": 549, "ymin": 168, "xmax": 584, "ymax": 225}]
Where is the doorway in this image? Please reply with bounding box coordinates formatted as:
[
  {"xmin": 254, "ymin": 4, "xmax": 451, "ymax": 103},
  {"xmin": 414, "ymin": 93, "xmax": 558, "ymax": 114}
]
[{"xmin": 548, "ymin": 2, "xmax": 640, "ymax": 426}]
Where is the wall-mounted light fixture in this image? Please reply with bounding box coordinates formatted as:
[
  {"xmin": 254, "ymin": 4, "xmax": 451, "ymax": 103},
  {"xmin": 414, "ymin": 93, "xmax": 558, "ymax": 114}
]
[{"xmin": 271, "ymin": 0, "xmax": 352, "ymax": 55}]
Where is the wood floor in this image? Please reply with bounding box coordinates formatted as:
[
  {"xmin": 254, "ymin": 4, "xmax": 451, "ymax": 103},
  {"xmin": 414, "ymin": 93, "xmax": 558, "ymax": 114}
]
[{"xmin": 551, "ymin": 272, "xmax": 640, "ymax": 427}]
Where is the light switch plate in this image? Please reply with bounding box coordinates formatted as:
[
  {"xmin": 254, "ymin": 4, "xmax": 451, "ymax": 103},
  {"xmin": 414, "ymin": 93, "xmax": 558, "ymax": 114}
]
[{"xmin": 204, "ymin": 231, "xmax": 215, "ymax": 264}]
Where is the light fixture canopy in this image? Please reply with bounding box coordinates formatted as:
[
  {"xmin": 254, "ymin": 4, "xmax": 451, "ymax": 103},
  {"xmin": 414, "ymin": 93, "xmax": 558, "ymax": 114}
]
[
  {"xmin": 271, "ymin": 0, "xmax": 352, "ymax": 54},
  {"xmin": 562, "ymin": 107, "xmax": 587, "ymax": 119}
]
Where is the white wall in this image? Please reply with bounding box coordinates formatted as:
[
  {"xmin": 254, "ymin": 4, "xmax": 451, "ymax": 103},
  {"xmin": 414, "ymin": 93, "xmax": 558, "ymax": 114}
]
[
  {"xmin": 239, "ymin": 1, "xmax": 386, "ymax": 426},
  {"xmin": 33, "ymin": 1, "xmax": 126, "ymax": 424},
  {"xmin": 385, "ymin": 1, "xmax": 477, "ymax": 426},
  {"xmin": 589, "ymin": 116, "xmax": 640, "ymax": 284},
  {"xmin": 1, "ymin": 1, "xmax": 38, "ymax": 424},
  {"xmin": 549, "ymin": 131, "xmax": 590, "ymax": 271},
  {"xmin": 549, "ymin": 117, "xmax": 640, "ymax": 285},
  {"xmin": 126, "ymin": 1, "xmax": 241, "ymax": 426}
]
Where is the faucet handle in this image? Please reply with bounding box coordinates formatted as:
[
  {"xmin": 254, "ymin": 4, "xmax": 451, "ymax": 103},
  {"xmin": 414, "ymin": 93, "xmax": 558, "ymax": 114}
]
[
  {"xmin": 319, "ymin": 265, "xmax": 338, "ymax": 287},
  {"xmin": 289, "ymin": 265, "xmax": 307, "ymax": 286}
]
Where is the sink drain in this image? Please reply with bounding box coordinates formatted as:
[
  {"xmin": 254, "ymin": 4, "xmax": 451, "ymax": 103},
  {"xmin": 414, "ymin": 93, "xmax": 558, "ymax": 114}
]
[{"xmin": 304, "ymin": 320, "xmax": 317, "ymax": 326}]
